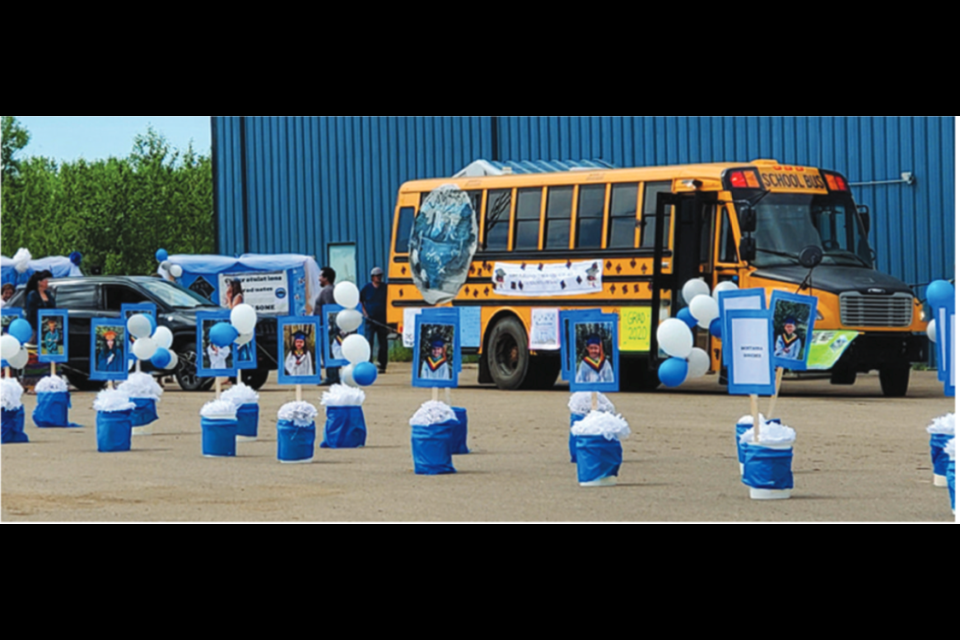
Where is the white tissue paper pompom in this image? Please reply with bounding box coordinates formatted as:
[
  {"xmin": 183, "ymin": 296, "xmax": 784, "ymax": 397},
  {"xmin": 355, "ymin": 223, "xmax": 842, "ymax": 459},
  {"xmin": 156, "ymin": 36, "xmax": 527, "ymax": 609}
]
[
  {"xmin": 409, "ymin": 401, "xmax": 457, "ymax": 427},
  {"xmin": 221, "ymin": 382, "xmax": 260, "ymax": 406},
  {"xmin": 278, "ymin": 401, "xmax": 319, "ymax": 427},
  {"xmin": 201, "ymin": 399, "xmax": 239, "ymax": 420},
  {"xmin": 570, "ymin": 411, "xmax": 632, "ymax": 442},
  {"xmin": 117, "ymin": 372, "xmax": 163, "ymax": 401},
  {"xmin": 737, "ymin": 414, "xmax": 771, "ymax": 426},
  {"xmin": 35, "ymin": 375, "xmax": 69, "ymax": 394},
  {"xmin": 12, "ymin": 248, "xmax": 32, "ymax": 273},
  {"xmin": 93, "ymin": 389, "xmax": 137, "ymax": 413},
  {"xmin": 321, "ymin": 384, "xmax": 366, "ymax": 407},
  {"xmin": 927, "ymin": 413, "xmax": 956, "ymax": 436},
  {"xmin": 568, "ymin": 392, "xmax": 616, "ymax": 416},
  {"xmin": 945, "ymin": 438, "xmax": 956, "ymax": 461},
  {"xmin": 1, "ymin": 378, "xmax": 25, "ymax": 410},
  {"xmin": 740, "ymin": 421, "xmax": 797, "ymax": 447}
]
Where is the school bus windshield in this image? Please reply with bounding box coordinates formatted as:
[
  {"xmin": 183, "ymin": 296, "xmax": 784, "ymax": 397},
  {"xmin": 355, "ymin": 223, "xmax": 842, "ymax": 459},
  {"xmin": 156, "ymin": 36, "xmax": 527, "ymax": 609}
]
[{"xmin": 753, "ymin": 193, "xmax": 873, "ymax": 268}]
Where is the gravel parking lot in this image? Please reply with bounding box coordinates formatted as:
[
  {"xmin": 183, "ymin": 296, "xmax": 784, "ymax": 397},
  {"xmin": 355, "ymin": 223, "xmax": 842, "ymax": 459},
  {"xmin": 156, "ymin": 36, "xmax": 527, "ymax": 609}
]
[{"xmin": 2, "ymin": 367, "xmax": 955, "ymax": 523}]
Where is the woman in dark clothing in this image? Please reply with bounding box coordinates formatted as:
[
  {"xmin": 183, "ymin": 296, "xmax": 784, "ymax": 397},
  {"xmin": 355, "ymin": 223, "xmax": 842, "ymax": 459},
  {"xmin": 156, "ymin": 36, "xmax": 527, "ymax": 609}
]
[{"xmin": 23, "ymin": 270, "xmax": 56, "ymax": 343}]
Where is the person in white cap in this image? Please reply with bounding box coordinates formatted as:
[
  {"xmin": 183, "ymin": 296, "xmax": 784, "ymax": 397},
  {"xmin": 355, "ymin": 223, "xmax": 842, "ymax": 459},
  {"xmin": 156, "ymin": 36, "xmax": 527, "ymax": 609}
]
[{"xmin": 361, "ymin": 267, "xmax": 389, "ymax": 373}]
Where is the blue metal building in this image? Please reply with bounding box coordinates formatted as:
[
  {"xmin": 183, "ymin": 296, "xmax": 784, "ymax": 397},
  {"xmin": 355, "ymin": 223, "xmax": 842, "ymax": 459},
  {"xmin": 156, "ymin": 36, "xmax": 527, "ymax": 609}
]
[{"xmin": 212, "ymin": 117, "xmax": 955, "ymax": 297}]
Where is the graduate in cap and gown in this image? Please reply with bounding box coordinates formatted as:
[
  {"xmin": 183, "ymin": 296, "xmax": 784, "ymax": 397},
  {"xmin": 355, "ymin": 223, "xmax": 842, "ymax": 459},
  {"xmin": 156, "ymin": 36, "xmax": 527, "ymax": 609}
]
[
  {"xmin": 285, "ymin": 331, "xmax": 314, "ymax": 377},
  {"xmin": 420, "ymin": 339, "xmax": 452, "ymax": 381},
  {"xmin": 576, "ymin": 334, "xmax": 615, "ymax": 384},
  {"xmin": 774, "ymin": 317, "xmax": 803, "ymax": 361}
]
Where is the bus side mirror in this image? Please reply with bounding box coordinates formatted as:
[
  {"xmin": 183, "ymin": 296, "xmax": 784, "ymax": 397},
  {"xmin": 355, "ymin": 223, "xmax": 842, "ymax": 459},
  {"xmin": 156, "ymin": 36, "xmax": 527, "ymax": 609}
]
[
  {"xmin": 739, "ymin": 237, "xmax": 757, "ymax": 263},
  {"xmin": 739, "ymin": 206, "xmax": 757, "ymax": 234},
  {"xmin": 857, "ymin": 205, "xmax": 871, "ymax": 235}
]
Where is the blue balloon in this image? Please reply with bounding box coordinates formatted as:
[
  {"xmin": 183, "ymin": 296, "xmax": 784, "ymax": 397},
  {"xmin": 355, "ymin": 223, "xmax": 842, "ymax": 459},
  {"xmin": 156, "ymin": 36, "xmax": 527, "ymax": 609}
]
[
  {"xmin": 926, "ymin": 280, "xmax": 955, "ymax": 310},
  {"xmin": 209, "ymin": 322, "xmax": 239, "ymax": 348},
  {"xmin": 353, "ymin": 362, "xmax": 378, "ymax": 387},
  {"xmin": 155, "ymin": 249, "xmax": 169, "ymax": 263},
  {"xmin": 151, "ymin": 347, "xmax": 172, "ymax": 370},
  {"xmin": 677, "ymin": 308, "xmax": 698, "ymax": 329},
  {"xmin": 710, "ymin": 318, "xmax": 723, "ymax": 339},
  {"xmin": 658, "ymin": 357, "xmax": 689, "ymax": 388},
  {"xmin": 8, "ymin": 319, "xmax": 33, "ymax": 344}
]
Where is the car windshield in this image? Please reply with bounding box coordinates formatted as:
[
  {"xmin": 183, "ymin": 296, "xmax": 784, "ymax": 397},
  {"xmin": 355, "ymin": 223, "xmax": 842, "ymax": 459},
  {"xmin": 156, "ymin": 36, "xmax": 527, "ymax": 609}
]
[
  {"xmin": 752, "ymin": 194, "xmax": 873, "ymax": 268},
  {"xmin": 140, "ymin": 280, "xmax": 217, "ymax": 308}
]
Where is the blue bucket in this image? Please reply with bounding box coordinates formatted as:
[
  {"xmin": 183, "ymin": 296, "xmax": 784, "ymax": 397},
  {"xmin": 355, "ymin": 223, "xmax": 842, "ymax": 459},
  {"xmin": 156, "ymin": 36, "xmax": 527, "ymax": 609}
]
[
  {"xmin": 570, "ymin": 414, "xmax": 587, "ymax": 463},
  {"xmin": 742, "ymin": 443, "xmax": 794, "ymax": 499},
  {"xmin": 451, "ymin": 407, "xmax": 470, "ymax": 455},
  {"xmin": 930, "ymin": 434, "xmax": 954, "ymax": 481},
  {"xmin": 97, "ymin": 410, "xmax": 133, "ymax": 452},
  {"xmin": 1, "ymin": 406, "xmax": 28, "ymax": 444},
  {"xmin": 237, "ymin": 404, "xmax": 259, "ymax": 440},
  {"xmin": 201, "ymin": 417, "xmax": 238, "ymax": 458},
  {"xmin": 737, "ymin": 418, "xmax": 780, "ymax": 472},
  {"xmin": 574, "ymin": 435, "xmax": 623, "ymax": 486},
  {"xmin": 411, "ymin": 421, "xmax": 457, "ymax": 475},
  {"xmin": 947, "ymin": 461, "xmax": 955, "ymax": 515},
  {"xmin": 33, "ymin": 391, "xmax": 72, "ymax": 428},
  {"xmin": 321, "ymin": 406, "xmax": 367, "ymax": 449},
  {"xmin": 130, "ymin": 397, "xmax": 159, "ymax": 428},
  {"xmin": 277, "ymin": 420, "xmax": 316, "ymax": 463}
]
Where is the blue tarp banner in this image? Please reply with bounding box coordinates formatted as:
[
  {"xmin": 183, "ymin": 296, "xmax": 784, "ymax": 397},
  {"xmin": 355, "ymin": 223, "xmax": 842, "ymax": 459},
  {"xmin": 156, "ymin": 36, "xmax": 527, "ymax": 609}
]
[
  {"xmin": 574, "ymin": 436, "xmax": 622, "ymax": 484},
  {"xmin": 321, "ymin": 406, "xmax": 367, "ymax": 449},
  {"xmin": 237, "ymin": 404, "xmax": 259, "ymax": 439},
  {"xmin": 411, "ymin": 421, "xmax": 457, "ymax": 475},
  {"xmin": 97, "ymin": 410, "xmax": 133, "ymax": 453},
  {"xmin": 930, "ymin": 434, "xmax": 954, "ymax": 477},
  {"xmin": 130, "ymin": 397, "xmax": 158, "ymax": 428},
  {"xmin": 33, "ymin": 391, "xmax": 81, "ymax": 428},
  {"xmin": 1, "ymin": 407, "xmax": 28, "ymax": 444},
  {"xmin": 277, "ymin": 420, "xmax": 316, "ymax": 462},
  {"xmin": 742, "ymin": 446, "xmax": 794, "ymax": 491},
  {"xmin": 201, "ymin": 417, "xmax": 237, "ymax": 458}
]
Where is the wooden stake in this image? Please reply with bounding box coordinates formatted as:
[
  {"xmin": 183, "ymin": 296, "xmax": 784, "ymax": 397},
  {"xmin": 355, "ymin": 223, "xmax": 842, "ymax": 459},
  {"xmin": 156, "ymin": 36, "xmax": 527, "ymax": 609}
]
[
  {"xmin": 50, "ymin": 362, "xmax": 56, "ymax": 378},
  {"xmin": 445, "ymin": 387, "xmax": 452, "ymax": 406},
  {"xmin": 5, "ymin": 366, "xmax": 10, "ymax": 378},
  {"xmin": 591, "ymin": 391, "xmax": 599, "ymax": 412},
  {"xmin": 296, "ymin": 384, "xmax": 303, "ymax": 403},
  {"xmin": 767, "ymin": 368, "xmax": 785, "ymax": 419},
  {"xmin": 216, "ymin": 377, "xmax": 222, "ymax": 400},
  {"xmin": 751, "ymin": 395, "xmax": 761, "ymax": 444},
  {"xmin": 432, "ymin": 387, "xmax": 440, "ymax": 403}
]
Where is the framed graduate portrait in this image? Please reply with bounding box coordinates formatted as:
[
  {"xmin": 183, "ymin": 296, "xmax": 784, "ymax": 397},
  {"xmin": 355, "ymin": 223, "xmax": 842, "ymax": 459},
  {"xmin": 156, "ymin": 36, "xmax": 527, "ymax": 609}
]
[
  {"xmin": 278, "ymin": 316, "xmax": 321, "ymax": 385},
  {"xmin": 413, "ymin": 310, "xmax": 460, "ymax": 389},
  {"xmin": 322, "ymin": 304, "xmax": 365, "ymax": 369},
  {"xmin": 196, "ymin": 310, "xmax": 235, "ymax": 378},
  {"xmin": 563, "ymin": 310, "xmax": 619, "ymax": 393},
  {"xmin": 122, "ymin": 303, "xmax": 157, "ymax": 367},
  {"xmin": 770, "ymin": 291, "xmax": 818, "ymax": 371},
  {"xmin": 90, "ymin": 319, "xmax": 129, "ymax": 382},
  {"xmin": 234, "ymin": 332, "xmax": 258, "ymax": 371},
  {"xmin": 38, "ymin": 309, "xmax": 69, "ymax": 364}
]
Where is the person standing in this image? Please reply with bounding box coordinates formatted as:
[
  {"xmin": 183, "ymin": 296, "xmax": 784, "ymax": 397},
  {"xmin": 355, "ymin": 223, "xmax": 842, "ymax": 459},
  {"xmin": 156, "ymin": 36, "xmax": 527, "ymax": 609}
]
[
  {"xmin": 361, "ymin": 267, "xmax": 389, "ymax": 373},
  {"xmin": 313, "ymin": 267, "xmax": 339, "ymax": 385},
  {"xmin": 24, "ymin": 270, "xmax": 56, "ymax": 343}
]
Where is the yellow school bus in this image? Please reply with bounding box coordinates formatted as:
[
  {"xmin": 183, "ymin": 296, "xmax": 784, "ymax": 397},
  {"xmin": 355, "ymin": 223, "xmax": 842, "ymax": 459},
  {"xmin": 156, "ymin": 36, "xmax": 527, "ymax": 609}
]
[{"xmin": 387, "ymin": 160, "xmax": 927, "ymax": 396}]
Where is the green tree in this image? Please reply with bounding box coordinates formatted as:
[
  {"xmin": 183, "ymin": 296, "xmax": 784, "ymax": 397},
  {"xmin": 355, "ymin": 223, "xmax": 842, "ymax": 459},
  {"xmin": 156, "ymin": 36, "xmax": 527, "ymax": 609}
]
[{"xmin": 1, "ymin": 115, "xmax": 31, "ymax": 182}]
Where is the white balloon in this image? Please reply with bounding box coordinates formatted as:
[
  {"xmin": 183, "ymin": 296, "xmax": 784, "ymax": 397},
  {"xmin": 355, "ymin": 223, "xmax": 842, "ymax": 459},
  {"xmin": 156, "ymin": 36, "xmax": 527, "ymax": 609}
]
[
  {"xmin": 657, "ymin": 319, "xmax": 694, "ymax": 359},
  {"xmin": 127, "ymin": 314, "xmax": 153, "ymax": 339},
  {"xmin": 230, "ymin": 304, "xmax": 258, "ymax": 335},
  {"xmin": 153, "ymin": 326, "xmax": 174, "ymax": 350},
  {"xmin": 165, "ymin": 351, "xmax": 179, "ymax": 371},
  {"xmin": 687, "ymin": 348, "xmax": 711, "ymax": 379},
  {"xmin": 341, "ymin": 364, "xmax": 359, "ymax": 388},
  {"xmin": 1, "ymin": 334, "xmax": 21, "ymax": 360},
  {"xmin": 236, "ymin": 332, "xmax": 254, "ymax": 346},
  {"xmin": 341, "ymin": 334, "xmax": 371, "ymax": 365},
  {"xmin": 690, "ymin": 295, "xmax": 720, "ymax": 329},
  {"xmin": 8, "ymin": 347, "xmax": 29, "ymax": 369},
  {"xmin": 712, "ymin": 281, "xmax": 739, "ymax": 302},
  {"xmin": 133, "ymin": 337, "xmax": 158, "ymax": 361},
  {"xmin": 170, "ymin": 265, "xmax": 183, "ymax": 278},
  {"xmin": 333, "ymin": 282, "xmax": 360, "ymax": 309},
  {"xmin": 337, "ymin": 309, "xmax": 363, "ymax": 334},
  {"xmin": 682, "ymin": 279, "xmax": 711, "ymax": 305},
  {"xmin": 927, "ymin": 320, "xmax": 937, "ymax": 343}
]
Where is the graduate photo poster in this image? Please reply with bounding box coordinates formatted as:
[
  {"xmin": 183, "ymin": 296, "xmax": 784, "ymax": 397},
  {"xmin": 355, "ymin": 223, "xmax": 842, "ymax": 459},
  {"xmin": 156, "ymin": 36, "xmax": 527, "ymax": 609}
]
[
  {"xmin": 725, "ymin": 309, "xmax": 776, "ymax": 397},
  {"xmin": 718, "ymin": 288, "xmax": 767, "ymax": 366},
  {"xmin": 235, "ymin": 331, "xmax": 258, "ymax": 371},
  {"xmin": 322, "ymin": 304, "xmax": 365, "ymax": 369},
  {"xmin": 1, "ymin": 308, "xmax": 24, "ymax": 369},
  {"xmin": 122, "ymin": 303, "xmax": 157, "ymax": 368},
  {"xmin": 278, "ymin": 316, "xmax": 321, "ymax": 385},
  {"xmin": 413, "ymin": 309, "xmax": 460, "ymax": 389},
  {"xmin": 770, "ymin": 291, "xmax": 818, "ymax": 371},
  {"xmin": 196, "ymin": 310, "xmax": 235, "ymax": 378},
  {"xmin": 90, "ymin": 319, "xmax": 129, "ymax": 382},
  {"xmin": 38, "ymin": 309, "xmax": 69, "ymax": 364},
  {"xmin": 563, "ymin": 310, "xmax": 619, "ymax": 393}
]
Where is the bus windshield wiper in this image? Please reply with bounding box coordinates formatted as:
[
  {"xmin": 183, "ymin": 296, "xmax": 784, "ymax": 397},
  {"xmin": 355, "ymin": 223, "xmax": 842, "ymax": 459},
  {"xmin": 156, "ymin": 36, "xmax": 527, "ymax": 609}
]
[{"xmin": 756, "ymin": 248, "xmax": 801, "ymax": 264}]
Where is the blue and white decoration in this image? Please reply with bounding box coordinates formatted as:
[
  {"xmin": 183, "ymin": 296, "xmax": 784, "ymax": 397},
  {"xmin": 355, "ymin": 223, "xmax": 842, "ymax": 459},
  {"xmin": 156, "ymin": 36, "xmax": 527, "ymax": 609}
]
[
  {"xmin": 1, "ymin": 378, "xmax": 28, "ymax": 444},
  {"xmin": 1, "ymin": 248, "xmax": 83, "ymax": 288},
  {"xmin": 409, "ymin": 401, "xmax": 459, "ymax": 476},
  {"xmin": 409, "ymin": 185, "xmax": 479, "ymax": 306},
  {"xmin": 37, "ymin": 309, "xmax": 69, "ymax": 365},
  {"xmin": 570, "ymin": 411, "xmax": 631, "ymax": 487},
  {"xmin": 277, "ymin": 401, "xmax": 318, "ymax": 463},
  {"xmin": 569, "ymin": 392, "xmax": 617, "ymax": 463},
  {"xmin": 945, "ymin": 439, "xmax": 956, "ymax": 516},
  {"xmin": 561, "ymin": 310, "xmax": 619, "ymax": 394},
  {"xmin": 926, "ymin": 413, "xmax": 955, "ymax": 488},
  {"xmin": 94, "ymin": 389, "xmax": 136, "ymax": 453},
  {"xmin": 200, "ymin": 400, "xmax": 239, "ymax": 458},
  {"xmin": 222, "ymin": 383, "xmax": 260, "ymax": 442},
  {"xmin": 926, "ymin": 279, "xmax": 955, "ymax": 397},
  {"xmin": 1, "ymin": 311, "xmax": 30, "ymax": 372},
  {"xmin": 32, "ymin": 375, "xmax": 81, "ymax": 429},
  {"xmin": 322, "ymin": 304, "xmax": 366, "ymax": 369},
  {"xmin": 320, "ymin": 385, "xmax": 367, "ymax": 450},
  {"xmin": 117, "ymin": 373, "xmax": 163, "ymax": 435},
  {"xmin": 412, "ymin": 309, "xmax": 460, "ymax": 390},
  {"xmin": 739, "ymin": 420, "xmax": 797, "ymax": 500}
]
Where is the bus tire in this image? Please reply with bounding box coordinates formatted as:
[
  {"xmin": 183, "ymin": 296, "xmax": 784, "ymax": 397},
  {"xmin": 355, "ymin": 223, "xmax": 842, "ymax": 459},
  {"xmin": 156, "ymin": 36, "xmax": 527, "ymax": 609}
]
[
  {"xmin": 486, "ymin": 316, "xmax": 529, "ymax": 391},
  {"xmin": 879, "ymin": 362, "xmax": 910, "ymax": 398}
]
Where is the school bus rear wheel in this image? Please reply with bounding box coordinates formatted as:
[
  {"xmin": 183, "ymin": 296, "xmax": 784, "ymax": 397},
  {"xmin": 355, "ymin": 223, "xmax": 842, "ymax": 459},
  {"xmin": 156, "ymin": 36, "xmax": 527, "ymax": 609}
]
[{"xmin": 487, "ymin": 316, "xmax": 529, "ymax": 391}]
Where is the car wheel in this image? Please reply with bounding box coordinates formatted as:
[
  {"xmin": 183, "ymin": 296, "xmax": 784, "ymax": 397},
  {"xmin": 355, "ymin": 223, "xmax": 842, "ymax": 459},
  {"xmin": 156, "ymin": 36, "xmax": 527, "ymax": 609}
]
[
  {"xmin": 879, "ymin": 362, "xmax": 910, "ymax": 398},
  {"xmin": 486, "ymin": 316, "xmax": 529, "ymax": 390},
  {"xmin": 174, "ymin": 347, "xmax": 214, "ymax": 391}
]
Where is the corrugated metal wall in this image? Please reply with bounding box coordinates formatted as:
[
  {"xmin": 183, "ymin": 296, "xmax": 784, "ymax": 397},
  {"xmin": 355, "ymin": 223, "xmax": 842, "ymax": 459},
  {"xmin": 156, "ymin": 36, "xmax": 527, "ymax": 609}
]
[{"xmin": 213, "ymin": 116, "xmax": 955, "ymax": 297}]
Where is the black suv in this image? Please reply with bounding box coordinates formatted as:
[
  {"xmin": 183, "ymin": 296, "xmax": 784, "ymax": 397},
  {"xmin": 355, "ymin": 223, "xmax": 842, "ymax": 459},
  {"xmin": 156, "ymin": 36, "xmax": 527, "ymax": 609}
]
[{"xmin": 6, "ymin": 277, "xmax": 277, "ymax": 391}]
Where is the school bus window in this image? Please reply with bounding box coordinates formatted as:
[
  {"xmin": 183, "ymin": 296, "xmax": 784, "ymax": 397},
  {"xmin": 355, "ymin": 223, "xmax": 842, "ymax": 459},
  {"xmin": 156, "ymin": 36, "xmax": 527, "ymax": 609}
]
[
  {"xmin": 608, "ymin": 183, "xmax": 640, "ymax": 249},
  {"xmin": 545, "ymin": 186, "xmax": 574, "ymax": 250},
  {"xmin": 514, "ymin": 188, "xmax": 543, "ymax": 251},
  {"xmin": 466, "ymin": 190, "xmax": 483, "ymax": 232},
  {"xmin": 719, "ymin": 209, "xmax": 738, "ymax": 263},
  {"xmin": 700, "ymin": 205, "xmax": 716, "ymax": 266},
  {"xmin": 395, "ymin": 206, "xmax": 415, "ymax": 254},
  {"xmin": 641, "ymin": 181, "xmax": 672, "ymax": 249},
  {"xmin": 484, "ymin": 189, "xmax": 512, "ymax": 251},
  {"xmin": 576, "ymin": 184, "xmax": 606, "ymax": 250}
]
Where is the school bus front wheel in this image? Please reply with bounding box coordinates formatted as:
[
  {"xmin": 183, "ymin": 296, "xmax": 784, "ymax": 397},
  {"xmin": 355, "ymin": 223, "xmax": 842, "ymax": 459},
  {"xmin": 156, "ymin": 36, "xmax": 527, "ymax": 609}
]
[{"xmin": 485, "ymin": 315, "xmax": 529, "ymax": 391}]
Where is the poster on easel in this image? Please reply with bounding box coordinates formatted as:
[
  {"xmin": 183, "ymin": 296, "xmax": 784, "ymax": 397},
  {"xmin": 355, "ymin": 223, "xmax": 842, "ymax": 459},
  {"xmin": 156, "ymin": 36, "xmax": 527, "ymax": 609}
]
[
  {"xmin": 90, "ymin": 319, "xmax": 129, "ymax": 382},
  {"xmin": 37, "ymin": 309, "xmax": 69, "ymax": 364},
  {"xmin": 412, "ymin": 309, "xmax": 461, "ymax": 389},
  {"xmin": 561, "ymin": 310, "xmax": 619, "ymax": 394}
]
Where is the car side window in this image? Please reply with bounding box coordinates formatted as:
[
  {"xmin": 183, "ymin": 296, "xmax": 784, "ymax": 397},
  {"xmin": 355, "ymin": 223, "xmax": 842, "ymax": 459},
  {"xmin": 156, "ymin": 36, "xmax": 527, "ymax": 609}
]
[
  {"xmin": 103, "ymin": 284, "xmax": 145, "ymax": 311},
  {"xmin": 51, "ymin": 284, "xmax": 100, "ymax": 310}
]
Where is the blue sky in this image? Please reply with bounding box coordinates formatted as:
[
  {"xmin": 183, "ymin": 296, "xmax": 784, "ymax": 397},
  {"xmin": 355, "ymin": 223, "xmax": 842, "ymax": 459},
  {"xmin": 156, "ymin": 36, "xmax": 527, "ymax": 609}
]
[{"xmin": 12, "ymin": 116, "xmax": 212, "ymax": 163}]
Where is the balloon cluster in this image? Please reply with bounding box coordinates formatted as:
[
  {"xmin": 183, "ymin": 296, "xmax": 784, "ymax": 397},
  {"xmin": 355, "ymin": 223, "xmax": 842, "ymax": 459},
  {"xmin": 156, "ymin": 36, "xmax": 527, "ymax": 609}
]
[
  {"xmin": 657, "ymin": 279, "xmax": 739, "ymax": 388},
  {"xmin": 332, "ymin": 282, "xmax": 378, "ymax": 388},
  {"xmin": 208, "ymin": 305, "xmax": 258, "ymax": 354},
  {"xmin": 1, "ymin": 319, "xmax": 34, "ymax": 369},
  {"xmin": 925, "ymin": 280, "xmax": 955, "ymax": 344},
  {"xmin": 127, "ymin": 314, "xmax": 179, "ymax": 371},
  {"xmin": 155, "ymin": 249, "xmax": 183, "ymax": 280}
]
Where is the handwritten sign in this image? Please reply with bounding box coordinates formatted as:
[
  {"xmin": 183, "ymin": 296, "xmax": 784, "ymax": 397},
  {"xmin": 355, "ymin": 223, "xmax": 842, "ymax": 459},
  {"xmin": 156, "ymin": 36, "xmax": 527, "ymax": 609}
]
[
  {"xmin": 492, "ymin": 261, "xmax": 603, "ymax": 297},
  {"xmin": 619, "ymin": 307, "xmax": 651, "ymax": 352},
  {"xmin": 460, "ymin": 307, "xmax": 482, "ymax": 349},
  {"xmin": 529, "ymin": 308, "xmax": 560, "ymax": 350},
  {"xmin": 726, "ymin": 310, "xmax": 776, "ymax": 396},
  {"xmin": 403, "ymin": 308, "xmax": 423, "ymax": 348}
]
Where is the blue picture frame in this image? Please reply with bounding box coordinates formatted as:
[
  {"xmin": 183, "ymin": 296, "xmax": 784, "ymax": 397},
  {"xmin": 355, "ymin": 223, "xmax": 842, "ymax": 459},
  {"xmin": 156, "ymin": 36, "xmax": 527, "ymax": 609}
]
[
  {"xmin": 724, "ymin": 309, "xmax": 776, "ymax": 397},
  {"xmin": 412, "ymin": 309, "xmax": 460, "ymax": 389},
  {"xmin": 37, "ymin": 309, "xmax": 69, "ymax": 364},
  {"xmin": 122, "ymin": 303, "xmax": 157, "ymax": 366},
  {"xmin": 936, "ymin": 306, "xmax": 955, "ymax": 397},
  {"xmin": 564, "ymin": 310, "xmax": 620, "ymax": 393},
  {"xmin": 235, "ymin": 332, "xmax": 258, "ymax": 371},
  {"xmin": 322, "ymin": 304, "xmax": 365, "ymax": 368},
  {"xmin": 718, "ymin": 288, "xmax": 768, "ymax": 366},
  {"xmin": 1, "ymin": 307, "xmax": 24, "ymax": 369},
  {"xmin": 278, "ymin": 316, "xmax": 322, "ymax": 385},
  {"xmin": 196, "ymin": 310, "xmax": 236, "ymax": 378},
  {"xmin": 769, "ymin": 291, "xmax": 818, "ymax": 372},
  {"xmin": 90, "ymin": 318, "xmax": 129, "ymax": 382}
]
